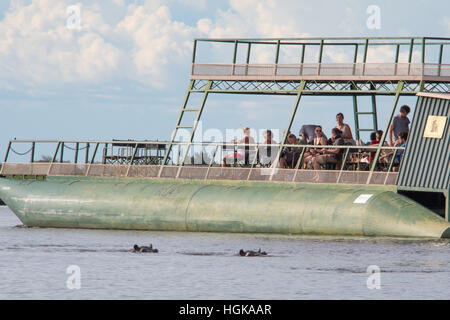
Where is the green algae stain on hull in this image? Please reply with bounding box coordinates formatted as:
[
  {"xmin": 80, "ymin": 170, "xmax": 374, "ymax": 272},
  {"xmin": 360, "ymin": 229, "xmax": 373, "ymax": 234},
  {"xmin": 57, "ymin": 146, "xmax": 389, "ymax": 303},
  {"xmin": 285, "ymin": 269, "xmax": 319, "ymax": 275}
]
[{"xmin": 0, "ymin": 176, "xmax": 449, "ymax": 238}]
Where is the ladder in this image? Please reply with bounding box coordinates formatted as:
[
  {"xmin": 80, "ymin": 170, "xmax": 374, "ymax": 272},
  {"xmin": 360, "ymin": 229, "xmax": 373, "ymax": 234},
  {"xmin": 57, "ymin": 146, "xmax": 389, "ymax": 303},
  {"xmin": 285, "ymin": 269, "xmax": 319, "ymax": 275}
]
[
  {"xmin": 352, "ymin": 83, "xmax": 378, "ymax": 140},
  {"xmin": 158, "ymin": 80, "xmax": 212, "ymax": 178}
]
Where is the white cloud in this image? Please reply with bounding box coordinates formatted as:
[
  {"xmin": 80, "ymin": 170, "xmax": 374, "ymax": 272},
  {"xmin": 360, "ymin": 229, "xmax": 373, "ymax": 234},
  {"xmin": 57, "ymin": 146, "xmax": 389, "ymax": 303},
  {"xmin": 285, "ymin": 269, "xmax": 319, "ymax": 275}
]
[
  {"xmin": 0, "ymin": 0, "xmax": 197, "ymax": 88},
  {"xmin": 176, "ymin": 0, "xmax": 207, "ymax": 10},
  {"xmin": 440, "ymin": 17, "xmax": 450, "ymax": 33},
  {"xmin": 0, "ymin": 0, "xmax": 432, "ymax": 91},
  {"xmin": 112, "ymin": 0, "xmax": 125, "ymax": 6}
]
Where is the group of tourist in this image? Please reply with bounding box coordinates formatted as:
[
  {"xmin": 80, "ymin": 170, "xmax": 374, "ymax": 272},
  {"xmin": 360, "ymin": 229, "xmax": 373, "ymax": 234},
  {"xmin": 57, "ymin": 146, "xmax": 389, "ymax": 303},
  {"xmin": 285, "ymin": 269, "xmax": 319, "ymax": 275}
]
[{"xmin": 222, "ymin": 105, "xmax": 411, "ymax": 170}]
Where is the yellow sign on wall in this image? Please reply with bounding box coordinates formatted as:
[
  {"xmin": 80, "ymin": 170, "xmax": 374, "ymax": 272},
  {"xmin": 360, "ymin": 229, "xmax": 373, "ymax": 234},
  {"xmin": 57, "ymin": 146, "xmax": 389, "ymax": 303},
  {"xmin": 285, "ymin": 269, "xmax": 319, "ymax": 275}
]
[{"xmin": 423, "ymin": 115, "xmax": 448, "ymax": 138}]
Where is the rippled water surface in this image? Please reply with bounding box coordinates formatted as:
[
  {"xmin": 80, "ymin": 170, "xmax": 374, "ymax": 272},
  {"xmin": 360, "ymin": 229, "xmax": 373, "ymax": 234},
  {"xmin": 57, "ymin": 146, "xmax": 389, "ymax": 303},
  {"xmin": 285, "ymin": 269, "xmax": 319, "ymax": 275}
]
[{"xmin": 0, "ymin": 206, "xmax": 449, "ymax": 299}]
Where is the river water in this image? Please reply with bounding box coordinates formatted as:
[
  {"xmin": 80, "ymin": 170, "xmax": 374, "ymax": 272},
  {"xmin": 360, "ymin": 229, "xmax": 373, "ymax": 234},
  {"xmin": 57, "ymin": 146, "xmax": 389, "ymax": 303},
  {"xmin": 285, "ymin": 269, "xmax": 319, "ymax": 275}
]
[{"xmin": 0, "ymin": 206, "xmax": 449, "ymax": 300}]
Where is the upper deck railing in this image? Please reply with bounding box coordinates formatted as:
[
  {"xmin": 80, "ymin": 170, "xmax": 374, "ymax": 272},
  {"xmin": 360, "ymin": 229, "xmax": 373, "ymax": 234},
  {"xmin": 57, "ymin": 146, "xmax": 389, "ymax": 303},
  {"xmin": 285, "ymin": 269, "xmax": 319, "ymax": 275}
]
[{"xmin": 191, "ymin": 37, "xmax": 450, "ymax": 82}]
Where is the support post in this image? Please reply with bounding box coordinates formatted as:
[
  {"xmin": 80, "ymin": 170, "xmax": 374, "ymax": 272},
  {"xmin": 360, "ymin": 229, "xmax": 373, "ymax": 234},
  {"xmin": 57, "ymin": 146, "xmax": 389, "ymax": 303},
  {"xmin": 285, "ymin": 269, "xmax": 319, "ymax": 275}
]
[
  {"xmin": 292, "ymin": 146, "xmax": 307, "ymax": 182},
  {"xmin": 318, "ymin": 39, "xmax": 324, "ymax": 75},
  {"xmin": 246, "ymin": 147, "xmax": 260, "ymax": 181},
  {"xmin": 60, "ymin": 142, "xmax": 64, "ymax": 163},
  {"xmin": 336, "ymin": 147, "xmax": 351, "ymax": 184},
  {"xmin": 192, "ymin": 40, "xmax": 197, "ymax": 64},
  {"xmin": 30, "ymin": 142, "xmax": 35, "ymax": 163},
  {"xmin": 48, "ymin": 142, "xmax": 61, "ymax": 175},
  {"xmin": 421, "ymin": 37, "xmax": 426, "ymax": 64},
  {"xmin": 395, "ymin": 44, "xmax": 400, "ymax": 75},
  {"xmin": 126, "ymin": 143, "xmax": 139, "ymax": 177},
  {"xmin": 352, "ymin": 44, "xmax": 358, "ymax": 75},
  {"xmin": 89, "ymin": 143, "xmax": 99, "ymax": 164},
  {"xmin": 232, "ymin": 40, "xmax": 238, "ymax": 75},
  {"xmin": 275, "ymin": 40, "xmax": 280, "ymax": 76},
  {"xmin": 52, "ymin": 142, "xmax": 61, "ymax": 163},
  {"xmin": 3, "ymin": 141, "xmax": 11, "ymax": 164},
  {"xmin": 362, "ymin": 39, "xmax": 369, "ymax": 75},
  {"xmin": 408, "ymin": 38, "xmax": 414, "ymax": 75},
  {"xmin": 205, "ymin": 145, "xmax": 219, "ymax": 181},
  {"xmin": 102, "ymin": 143, "xmax": 108, "ymax": 164},
  {"xmin": 300, "ymin": 44, "xmax": 305, "ymax": 75},
  {"xmin": 367, "ymin": 81, "xmax": 404, "ymax": 184},
  {"xmin": 438, "ymin": 44, "xmax": 444, "ymax": 77},
  {"xmin": 245, "ymin": 43, "xmax": 251, "ymax": 75},
  {"xmin": 85, "ymin": 143, "xmax": 90, "ymax": 164},
  {"xmin": 446, "ymin": 190, "xmax": 449, "ymax": 222},
  {"xmin": 352, "ymin": 88, "xmax": 360, "ymax": 141},
  {"xmin": 370, "ymin": 83, "xmax": 378, "ymax": 131},
  {"xmin": 85, "ymin": 143, "xmax": 99, "ymax": 176},
  {"xmin": 74, "ymin": 142, "xmax": 79, "ymax": 164},
  {"xmin": 269, "ymin": 81, "xmax": 306, "ymax": 181}
]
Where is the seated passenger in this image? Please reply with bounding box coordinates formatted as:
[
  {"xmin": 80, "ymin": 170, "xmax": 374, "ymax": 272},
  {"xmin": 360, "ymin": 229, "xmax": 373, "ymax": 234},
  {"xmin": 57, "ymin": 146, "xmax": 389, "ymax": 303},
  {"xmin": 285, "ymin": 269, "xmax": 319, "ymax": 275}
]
[
  {"xmin": 311, "ymin": 128, "xmax": 345, "ymax": 170},
  {"xmin": 302, "ymin": 126, "xmax": 328, "ymax": 168},
  {"xmin": 299, "ymin": 124, "xmax": 321, "ymax": 145},
  {"xmin": 258, "ymin": 129, "xmax": 278, "ymax": 166},
  {"xmin": 393, "ymin": 131, "xmax": 408, "ymax": 172},
  {"xmin": 279, "ymin": 133, "xmax": 302, "ymax": 168},
  {"xmin": 222, "ymin": 126, "xmax": 255, "ymax": 167},
  {"xmin": 335, "ymin": 113, "xmax": 356, "ymax": 145},
  {"xmin": 376, "ymin": 130, "xmax": 383, "ymax": 142},
  {"xmin": 368, "ymin": 131, "xmax": 379, "ymax": 162}
]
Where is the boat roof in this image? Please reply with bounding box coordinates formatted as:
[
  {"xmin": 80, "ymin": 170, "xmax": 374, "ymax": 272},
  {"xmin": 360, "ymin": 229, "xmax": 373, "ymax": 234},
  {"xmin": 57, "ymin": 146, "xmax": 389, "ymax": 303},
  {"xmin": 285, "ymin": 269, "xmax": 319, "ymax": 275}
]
[{"xmin": 416, "ymin": 92, "xmax": 450, "ymax": 100}]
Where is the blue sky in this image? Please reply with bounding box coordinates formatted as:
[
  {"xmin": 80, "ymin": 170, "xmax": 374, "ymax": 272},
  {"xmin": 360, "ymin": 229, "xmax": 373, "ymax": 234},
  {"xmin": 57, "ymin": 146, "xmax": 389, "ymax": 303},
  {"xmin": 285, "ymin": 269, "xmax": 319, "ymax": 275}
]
[{"xmin": 1, "ymin": 0, "xmax": 450, "ymax": 160}]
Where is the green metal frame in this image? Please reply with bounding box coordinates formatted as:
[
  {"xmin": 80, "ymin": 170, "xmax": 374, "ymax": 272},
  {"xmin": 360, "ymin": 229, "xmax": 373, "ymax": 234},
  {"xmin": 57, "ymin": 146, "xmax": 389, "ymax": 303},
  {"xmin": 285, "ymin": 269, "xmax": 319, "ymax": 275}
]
[
  {"xmin": 2, "ymin": 37, "xmax": 450, "ymax": 189},
  {"xmin": 270, "ymin": 80, "xmax": 306, "ymax": 181}
]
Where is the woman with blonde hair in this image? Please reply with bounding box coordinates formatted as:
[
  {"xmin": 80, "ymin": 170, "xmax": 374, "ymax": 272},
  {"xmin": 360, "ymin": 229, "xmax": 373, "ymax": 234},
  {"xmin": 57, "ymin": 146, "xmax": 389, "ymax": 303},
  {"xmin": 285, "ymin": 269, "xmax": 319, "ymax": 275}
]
[{"xmin": 222, "ymin": 126, "xmax": 255, "ymax": 167}]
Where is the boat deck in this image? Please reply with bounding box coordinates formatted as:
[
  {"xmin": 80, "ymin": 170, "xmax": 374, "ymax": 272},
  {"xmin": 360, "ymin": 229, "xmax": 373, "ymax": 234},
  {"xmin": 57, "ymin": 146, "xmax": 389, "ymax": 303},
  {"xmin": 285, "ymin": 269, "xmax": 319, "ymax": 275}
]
[
  {"xmin": 0, "ymin": 162, "xmax": 398, "ymax": 186},
  {"xmin": 191, "ymin": 62, "xmax": 450, "ymax": 82}
]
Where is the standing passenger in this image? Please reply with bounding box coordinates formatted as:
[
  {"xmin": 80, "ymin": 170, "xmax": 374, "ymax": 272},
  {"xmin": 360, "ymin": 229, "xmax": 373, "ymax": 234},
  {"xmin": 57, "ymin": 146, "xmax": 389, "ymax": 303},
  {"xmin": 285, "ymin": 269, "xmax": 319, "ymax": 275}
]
[
  {"xmin": 334, "ymin": 113, "xmax": 356, "ymax": 145},
  {"xmin": 389, "ymin": 105, "xmax": 411, "ymax": 146}
]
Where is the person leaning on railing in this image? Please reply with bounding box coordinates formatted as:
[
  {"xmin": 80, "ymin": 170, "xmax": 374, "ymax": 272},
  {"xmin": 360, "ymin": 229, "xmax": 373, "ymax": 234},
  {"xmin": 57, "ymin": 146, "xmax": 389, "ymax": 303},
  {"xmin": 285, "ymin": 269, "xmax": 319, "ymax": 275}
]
[
  {"xmin": 311, "ymin": 128, "xmax": 345, "ymax": 170},
  {"xmin": 389, "ymin": 105, "xmax": 410, "ymax": 146}
]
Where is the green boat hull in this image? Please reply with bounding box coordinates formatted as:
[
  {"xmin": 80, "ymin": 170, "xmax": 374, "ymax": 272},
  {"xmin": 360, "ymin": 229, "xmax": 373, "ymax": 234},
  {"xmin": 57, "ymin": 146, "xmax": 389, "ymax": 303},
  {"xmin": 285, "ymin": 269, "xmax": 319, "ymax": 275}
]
[{"xmin": 0, "ymin": 176, "xmax": 449, "ymax": 238}]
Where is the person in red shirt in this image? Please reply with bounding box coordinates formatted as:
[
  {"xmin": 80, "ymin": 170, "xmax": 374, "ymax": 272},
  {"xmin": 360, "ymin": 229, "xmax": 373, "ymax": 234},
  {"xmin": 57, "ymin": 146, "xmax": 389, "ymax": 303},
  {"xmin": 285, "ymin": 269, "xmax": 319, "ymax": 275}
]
[{"xmin": 369, "ymin": 132, "xmax": 379, "ymax": 162}]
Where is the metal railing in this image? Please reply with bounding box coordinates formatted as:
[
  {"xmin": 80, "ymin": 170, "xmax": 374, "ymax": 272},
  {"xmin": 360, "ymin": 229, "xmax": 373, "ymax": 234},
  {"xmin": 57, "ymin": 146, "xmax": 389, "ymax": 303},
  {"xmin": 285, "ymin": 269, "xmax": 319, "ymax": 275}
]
[
  {"xmin": 0, "ymin": 162, "xmax": 398, "ymax": 185},
  {"xmin": 191, "ymin": 63, "xmax": 450, "ymax": 79},
  {"xmin": 1, "ymin": 139, "xmax": 405, "ymax": 185}
]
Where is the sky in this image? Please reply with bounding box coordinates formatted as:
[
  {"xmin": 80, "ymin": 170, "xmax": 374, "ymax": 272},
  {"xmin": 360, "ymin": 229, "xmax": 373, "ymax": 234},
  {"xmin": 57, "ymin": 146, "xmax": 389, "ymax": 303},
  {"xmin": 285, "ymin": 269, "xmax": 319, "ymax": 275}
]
[{"xmin": 1, "ymin": 0, "xmax": 450, "ymax": 161}]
